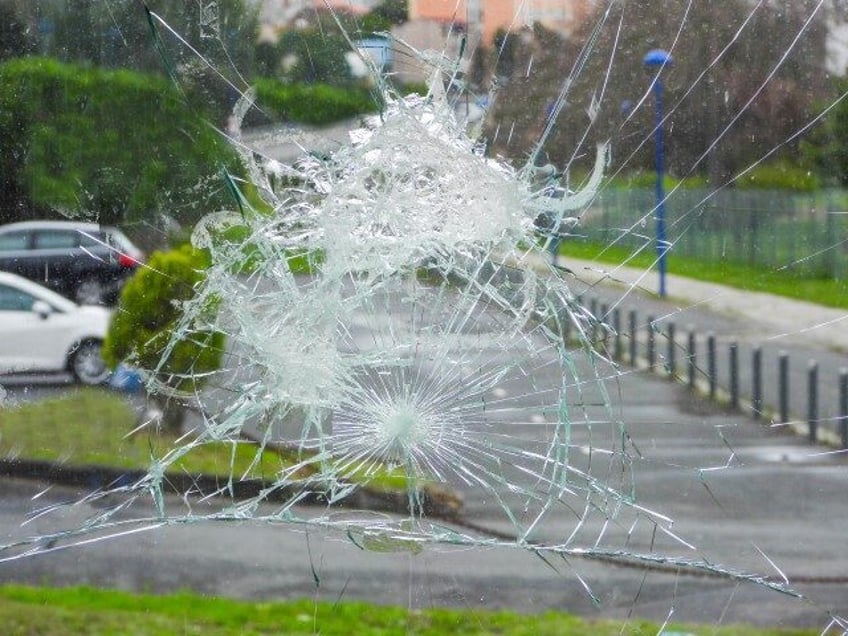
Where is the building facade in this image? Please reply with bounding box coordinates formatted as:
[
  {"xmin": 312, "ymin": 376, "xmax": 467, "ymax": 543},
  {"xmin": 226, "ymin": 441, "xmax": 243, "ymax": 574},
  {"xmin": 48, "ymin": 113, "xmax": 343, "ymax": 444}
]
[{"xmin": 409, "ymin": 0, "xmax": 595, "ymax": 45}]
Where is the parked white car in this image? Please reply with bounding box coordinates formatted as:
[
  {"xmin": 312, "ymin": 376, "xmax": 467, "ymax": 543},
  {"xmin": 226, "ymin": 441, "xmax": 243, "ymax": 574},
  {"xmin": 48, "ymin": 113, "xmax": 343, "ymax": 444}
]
[{"xmin": 0, "ymin": 271, "xmax": 112, "ymax": 385}]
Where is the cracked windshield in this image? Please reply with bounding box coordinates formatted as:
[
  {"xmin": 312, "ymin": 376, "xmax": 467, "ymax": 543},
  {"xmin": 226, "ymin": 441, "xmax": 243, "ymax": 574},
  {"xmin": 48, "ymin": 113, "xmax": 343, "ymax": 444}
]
[{"xmin": 2, "ymin": 0, "xmax": 848, "ymax": 634}]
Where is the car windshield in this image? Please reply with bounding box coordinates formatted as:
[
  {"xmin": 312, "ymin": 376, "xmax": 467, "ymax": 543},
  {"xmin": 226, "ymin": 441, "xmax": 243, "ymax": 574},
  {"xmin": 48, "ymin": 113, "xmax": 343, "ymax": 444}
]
[
  {"xmin": 1, "ymin": 2, "xmax": 848, "ymax": 634},
  {"xmin": 103, "ymin": 229, "xmax": 137, "ymax": 254},
  {"xmin": 0, "ymin": 274, "xmax": 76, "ymax": 311},
  {"xmin": 0, "ymin": 231, "xmax": 29, "ymax": 251},
  {"xmin": 0, "ymin": 283, "xmax": 37, "ymax": 311}
]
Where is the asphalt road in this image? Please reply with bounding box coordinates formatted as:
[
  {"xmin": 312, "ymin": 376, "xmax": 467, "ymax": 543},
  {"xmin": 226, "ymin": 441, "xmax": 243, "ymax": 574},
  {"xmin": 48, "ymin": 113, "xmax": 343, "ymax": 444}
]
[
  {"xmin": 1, "ymin": 373, "xmax": 76, "ymax": 404},
  {"xmin": 2, "ymin": 365, "xmax": 847, "ymax": 631}
]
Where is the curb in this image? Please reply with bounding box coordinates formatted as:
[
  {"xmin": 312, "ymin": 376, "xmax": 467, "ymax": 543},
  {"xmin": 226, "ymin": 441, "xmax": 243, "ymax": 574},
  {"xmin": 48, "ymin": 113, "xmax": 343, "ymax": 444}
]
[{"xmin": 0, "ymin": 458, "xmax": 463, "ymax": 520}]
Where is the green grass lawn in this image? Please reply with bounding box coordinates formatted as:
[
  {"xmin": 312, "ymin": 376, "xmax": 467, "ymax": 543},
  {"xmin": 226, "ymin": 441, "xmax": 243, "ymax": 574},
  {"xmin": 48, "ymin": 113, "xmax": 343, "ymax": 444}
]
[
  {"xmin": 562, "ymin": 240, "xmax": 848, "ymax": 309},
  {"xmin": 0, "ymin": 388, "xmax": 413, "ymax": 495},
  {"xmin": 0, "ymin": 585, "xmax": 817, "ymax": 636},
  {"xmin": 0, "ymin": 388, "xmax": 293, "ymax": 480}
]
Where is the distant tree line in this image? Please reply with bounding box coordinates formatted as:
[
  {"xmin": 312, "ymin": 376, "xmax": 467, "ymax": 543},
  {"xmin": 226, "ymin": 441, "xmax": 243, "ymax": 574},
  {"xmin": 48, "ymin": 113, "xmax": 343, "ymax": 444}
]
[
  {"xmin": 482, "ymin": 1, "xmax": 848, "ymax": 188},
  {"xmin": 0, "ymin": 0, "xmax": 390, "ymax": 226}
]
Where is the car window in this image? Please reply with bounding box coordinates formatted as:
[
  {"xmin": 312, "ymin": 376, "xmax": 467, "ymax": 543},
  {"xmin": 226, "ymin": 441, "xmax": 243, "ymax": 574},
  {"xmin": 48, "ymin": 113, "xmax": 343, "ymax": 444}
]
[
  {"xmin": 0, "ymin": 231, "xmax": 30, "ymax": 251},
  {"xmin": 0, "ymin": 283, "xmax": 36, "ymax": 311},
  {"xmin": 34, "ymin": 230, "xmax": 79, "ymax": 249},
  {"xmin": 104, "ymin": 230, "xmax": 132, "ymax": 252},
  {"xmin": 79, "ymin": 232, "xmax": 104, "ymax": 248}
]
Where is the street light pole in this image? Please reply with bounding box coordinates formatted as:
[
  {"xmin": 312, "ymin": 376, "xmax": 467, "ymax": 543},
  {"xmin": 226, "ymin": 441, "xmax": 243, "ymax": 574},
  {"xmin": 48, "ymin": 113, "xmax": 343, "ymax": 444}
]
[{"xmin": 643, "ymin": 49, "xmax": 672, "ymax": 298}]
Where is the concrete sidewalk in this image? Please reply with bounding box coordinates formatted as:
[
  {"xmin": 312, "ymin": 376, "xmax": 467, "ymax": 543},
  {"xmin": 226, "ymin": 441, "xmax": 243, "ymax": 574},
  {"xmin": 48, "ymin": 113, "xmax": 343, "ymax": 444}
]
[{"xmin": 556, "ymin": 254, "xmax": 848, "ymax": 354}]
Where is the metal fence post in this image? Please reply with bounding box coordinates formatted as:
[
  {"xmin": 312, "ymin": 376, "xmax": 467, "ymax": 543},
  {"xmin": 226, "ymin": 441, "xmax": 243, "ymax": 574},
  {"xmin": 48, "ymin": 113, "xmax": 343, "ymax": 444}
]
[
  {"xmin": 667, "ymin": 322, "xmax": 676, "ymax": 377},
  {"xmin": 687, "ymin": 329, "xmax": 696, "ymax": 389},
  {"xmin": 600, "ymin": 303, "xmax": 609, "ymax": 349},
  {"xmin": 590, "ymin": 297, "xmax": 599, "ymax": 344},
  {"xmin": 707, "ymin": 333, "xmax": 716, "ymax": 399},
  {"xmin": 779, "ymin": 352, "xmax": 789, "ymax": 424},
  {"xmin": 752, "ymin": 346, "xmax": 762, "ymax": 420},
  {"xmin": 840, "ymin": 368, "xmax": 848, "ymax": 449},
  {"xmin": 647, "ymin": 316, "xmax": 656, "ymax": 372},
  {"xmin": 613, "ymin": 308, "xmax": 622, "ymax": 362},
  {"xmin": 729, "ymin": 342, "xmax": 739, "ymax": 410},
  {"xmin": 808, "ymin": 361, "xmax": 818, "ymax": 443},
  {"xmin": 629, "ymin": 310, "xmax": 637, "ymax": 366},
  {"xmin": 827, "ymin": 211, "xmax": 837, "ymax": 279}
]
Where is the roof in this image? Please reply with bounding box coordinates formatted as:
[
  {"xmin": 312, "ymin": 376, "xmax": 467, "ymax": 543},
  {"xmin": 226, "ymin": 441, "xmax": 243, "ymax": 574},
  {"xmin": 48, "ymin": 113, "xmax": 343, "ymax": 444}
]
[{"xmin": 0, "ymin": 220, "xmax": 111, "ymax": 232}]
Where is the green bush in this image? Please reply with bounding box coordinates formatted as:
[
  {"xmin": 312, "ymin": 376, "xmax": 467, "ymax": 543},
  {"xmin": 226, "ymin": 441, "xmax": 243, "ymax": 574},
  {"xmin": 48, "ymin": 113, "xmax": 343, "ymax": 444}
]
[
  {"xmin": 254, "ymin": 78, "xmax": 378, "ymax": 126},
  {"xmin": 402, "ymin": 81, "xmax": 430, "ymax": 97},
  {"xmin": 611, "ymin": 172, "xmax": 708, "ymax": 190},
  {"xmin": 103, "ymin": 246, "xmax": 224, "ymax": 395},
  {"xmin": 736, "ymin": 161, "xmax": 821, "ymax": 192},
  {"xmin": 0, "ymin": 57, "xmax": 240, "ymax": 226}
]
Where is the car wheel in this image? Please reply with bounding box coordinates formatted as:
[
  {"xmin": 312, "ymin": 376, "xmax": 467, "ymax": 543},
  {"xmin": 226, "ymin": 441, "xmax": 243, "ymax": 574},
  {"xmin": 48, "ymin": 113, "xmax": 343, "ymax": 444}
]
[
  {"xmin": 69, "ymin": 340, "xmax": 111, "ymax": 385},
  {"xmin": 76, "ymin": 277, "xmax": 105, "ymax": 305}
]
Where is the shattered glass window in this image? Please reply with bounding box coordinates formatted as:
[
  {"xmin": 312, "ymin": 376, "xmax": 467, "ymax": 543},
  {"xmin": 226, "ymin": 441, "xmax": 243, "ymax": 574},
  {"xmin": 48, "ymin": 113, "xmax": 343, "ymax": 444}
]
[{"xmin": 2, "ymin": 0, "xmax": 848, "ymax": 633}]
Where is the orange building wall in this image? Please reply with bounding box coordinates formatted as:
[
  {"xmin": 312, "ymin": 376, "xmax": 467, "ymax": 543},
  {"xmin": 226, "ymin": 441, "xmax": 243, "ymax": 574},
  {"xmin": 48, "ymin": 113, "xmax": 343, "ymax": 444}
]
[
  {"xmin": 481, "ymin": 1, "xmax": 520, "ymax": 44},
  {"xmin": 410, "ymin": 0, "xmax": 468, "ymax": 26},
  {"xmin": 410, "ymin": 0, "xmax": 594, "ymax": 44}
]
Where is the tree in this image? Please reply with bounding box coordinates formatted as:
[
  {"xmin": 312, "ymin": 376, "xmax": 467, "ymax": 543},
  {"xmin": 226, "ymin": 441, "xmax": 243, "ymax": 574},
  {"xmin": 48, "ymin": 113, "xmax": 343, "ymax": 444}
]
[
  {"xmin": 103, "ymin": 245, "xmax": 224, "ymax": 433},
  {"xmin": 0, "ymin": 57, "xmax": 240, "ymax": 226},
  {"xmin": 360, "ymin": 0, "xmax": 408, "ymax": 33},
  {"xmin": 801, "ymin": 79, "xmax": 848, "ymax": 186},
  {"xmin": 486, "ymin": 1, "xmax": 829, "ymax": 187},
  {"xmin": 52, "ymin": 0, "xmax": 100, "ymax": 64},
  {"xmin": 254, "ymin": 40, "xmax": 280, "ymax": 78},
  {"xmin": 0, "ymin": 0, "xmax": 35, "ymax": 61},
  {"xmin": 37, "ymin": 0, "xmax": 259, "ymax": 116},
  {"xmin": 278, "ymin": 29, "xmax": 353, "ymax": 86}
]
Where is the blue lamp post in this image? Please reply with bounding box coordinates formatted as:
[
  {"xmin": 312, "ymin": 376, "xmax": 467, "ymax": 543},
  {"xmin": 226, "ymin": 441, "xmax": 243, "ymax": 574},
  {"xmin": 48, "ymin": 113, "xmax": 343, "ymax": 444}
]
[{"xmin": 643, "ymin": 49, "xmax": 672, "ymax": 298}]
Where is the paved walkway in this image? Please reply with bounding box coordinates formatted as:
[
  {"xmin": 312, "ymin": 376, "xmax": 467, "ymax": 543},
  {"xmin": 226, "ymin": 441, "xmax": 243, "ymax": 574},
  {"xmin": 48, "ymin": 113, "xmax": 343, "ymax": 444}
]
[
  {"xmin": 509, "ymin": 251, "xmax": 848, "ymax": 446},
  {"xmin": 556, "ymin": 254, "xmax": 848, "ymax": 353}
]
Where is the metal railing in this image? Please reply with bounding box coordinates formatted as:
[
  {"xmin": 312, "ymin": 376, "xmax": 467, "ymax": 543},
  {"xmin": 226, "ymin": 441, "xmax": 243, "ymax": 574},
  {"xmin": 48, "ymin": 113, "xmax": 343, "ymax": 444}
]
[
  {"xmin": 581, "ymin": 188, "xmax": 848, "ymax": 279},
  {"xmin": 575, "ymin": 297, "xmax": 848, "ymax": 448}
]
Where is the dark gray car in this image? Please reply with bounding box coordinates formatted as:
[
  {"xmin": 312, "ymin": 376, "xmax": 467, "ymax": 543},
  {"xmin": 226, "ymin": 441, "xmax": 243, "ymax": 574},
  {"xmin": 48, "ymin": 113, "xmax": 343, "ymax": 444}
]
[{"xmin": 0, "ymin": 220, "xmax": 144, "ymax": 305}]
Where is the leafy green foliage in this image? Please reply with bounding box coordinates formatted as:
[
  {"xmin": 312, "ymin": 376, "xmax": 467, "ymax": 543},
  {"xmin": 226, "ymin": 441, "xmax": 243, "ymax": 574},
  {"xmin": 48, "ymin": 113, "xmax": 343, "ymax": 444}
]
[
  {"xmin": 736, "ymin": 162, "xmax": 820, "ymax": 192},
  {"xmin": 34, "ymin": 0, "xmax": 258, "ymax": 121},
  {"xmin": 254, "ymin": 78, "xmax": 378, "ymax": 125},
  {"xmin": 103, "ymin": 245, "xmax": 224, "ymax": 393},
  {"xmin": 801, "ymin": 80, "xmax": 848, "ymax": 187},
  {"xmin": 0, "ymin": 57, "xmax": 239, "ymax": 225},
  {"xmin": 359, "ymin": 0, "xmax": 409, "ymax": 34},
  {"xmin": 254, "ymin": 40, "xmax": 280, "ymax": 78},
  {"xmin": 46, "ymin": 0, "xmax": 258, "ymax": 75},
  {"xmin": 609, "ymin": 172, "xmax": 708, "ymax": 190},
  {"xmin": 488, "ymin": 1, "xmax": 828, "ymax": 186},
  {"xmin": 0, "ymin": 0, "xmax": 34, "ymax": 61},
  {"xmin": 278, "ymin": 29, "xmax": 354, "ymax": 86}
]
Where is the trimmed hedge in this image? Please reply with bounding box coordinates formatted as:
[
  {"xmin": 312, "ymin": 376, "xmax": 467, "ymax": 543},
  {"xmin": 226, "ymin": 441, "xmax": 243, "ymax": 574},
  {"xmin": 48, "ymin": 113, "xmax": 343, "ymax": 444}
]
[
  {"xmin": 254, "ymin": 78, "xmax": 379, "ymax": 126},
  {"xmin": 736, "ymin": 161, "xmax": 821, "ymax": 192},
  {"xmin": 0, "ymin": 57, "xmax": 239, "ymax": 225}
]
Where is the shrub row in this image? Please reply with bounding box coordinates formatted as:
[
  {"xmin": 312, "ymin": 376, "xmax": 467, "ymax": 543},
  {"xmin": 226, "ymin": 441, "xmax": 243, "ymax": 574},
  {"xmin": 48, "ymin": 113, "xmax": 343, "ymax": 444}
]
[
  {"xmin": 612, "ymin": 163, "xmax": 819, "ymax": 192},
  {"xmin": 0, "ymin": 57, "xmax": 239, "ymax": 226},
  {"xmin": 253, "ymin": 78, "xmax": 379, "ymax": 126}
]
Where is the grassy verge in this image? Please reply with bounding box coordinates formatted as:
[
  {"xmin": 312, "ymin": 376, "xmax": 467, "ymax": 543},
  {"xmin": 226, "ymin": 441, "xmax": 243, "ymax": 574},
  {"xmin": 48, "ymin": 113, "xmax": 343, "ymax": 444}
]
[
  {"xmin": 562, "ymin": 240, "xmax": 848, "ymax": 309},
  {"xmin": 0, "ymin": 388, "xmax": 409, "ymax": 494},
  {"xmin": 0, "ymin": 584, "xmax": 816, "ymax": 636}
]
